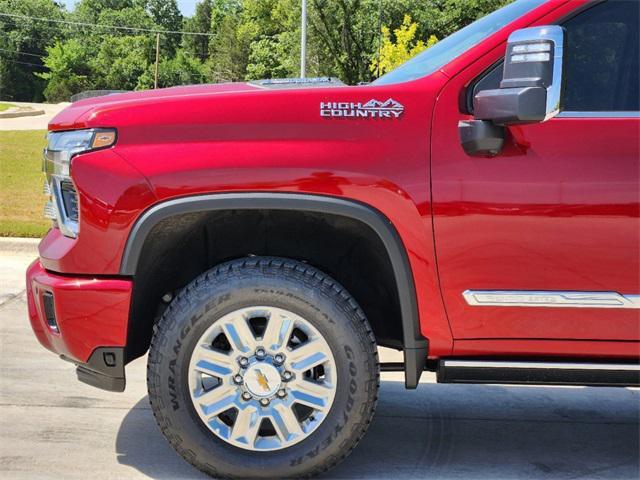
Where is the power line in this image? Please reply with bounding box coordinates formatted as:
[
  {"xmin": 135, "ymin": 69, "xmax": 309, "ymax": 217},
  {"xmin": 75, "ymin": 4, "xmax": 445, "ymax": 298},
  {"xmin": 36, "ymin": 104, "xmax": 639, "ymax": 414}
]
[
  {"xmin": 1, "ymin": 58, "xmax": 47, "ymax": 69},
  {"xmin": 0, "ymin": 12, "xmax": 216, "ymax": 37},
  {"xmin": 0, "ymin": 47, "xmax": 45, "ymax": 58}
]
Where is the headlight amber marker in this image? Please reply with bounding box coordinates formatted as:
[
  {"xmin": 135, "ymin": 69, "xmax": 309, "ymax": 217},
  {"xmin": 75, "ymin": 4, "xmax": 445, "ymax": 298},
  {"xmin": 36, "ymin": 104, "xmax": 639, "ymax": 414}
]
[
  {"xmin": 42, "ymin": 128, "xmax": 117, "ymax": 237},
  {"xmin": 91, "ymin": 130, "xmax": 117, "ymax": 149}
]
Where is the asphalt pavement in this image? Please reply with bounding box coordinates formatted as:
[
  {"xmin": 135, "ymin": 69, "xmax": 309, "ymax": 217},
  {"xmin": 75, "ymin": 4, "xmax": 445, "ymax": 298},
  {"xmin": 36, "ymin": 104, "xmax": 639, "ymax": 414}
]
[{"xmin": 1, "ymin": 240, "xmax": 638, "ymax": 479}]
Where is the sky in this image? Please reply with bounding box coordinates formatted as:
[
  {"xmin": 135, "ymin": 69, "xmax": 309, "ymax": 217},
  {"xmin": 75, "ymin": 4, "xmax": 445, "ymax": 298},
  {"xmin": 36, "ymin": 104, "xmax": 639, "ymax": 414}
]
[{"xmin": 61, "ymin": 1, "xmax": 198, "ymax": 17}]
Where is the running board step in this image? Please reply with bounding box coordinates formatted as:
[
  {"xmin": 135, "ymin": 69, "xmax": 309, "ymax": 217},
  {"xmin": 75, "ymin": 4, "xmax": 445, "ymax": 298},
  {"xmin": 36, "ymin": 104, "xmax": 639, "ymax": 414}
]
[{"xmin": 437, "ymin": 360, "xmax": 640, "ymax": 387}]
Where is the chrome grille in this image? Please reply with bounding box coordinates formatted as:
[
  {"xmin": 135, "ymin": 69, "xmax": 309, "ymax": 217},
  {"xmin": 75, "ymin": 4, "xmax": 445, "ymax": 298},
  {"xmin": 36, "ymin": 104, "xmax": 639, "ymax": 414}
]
[
  {"xmin": 43, "ymin": 201, "xmax": 57, "ymax": 220},
  {"xmin": 59, "ymin": 181, "xmax": 79, "ymax": 222},
  {"xmin": 43, "ymin": 148, "xmax": 79, "ymax": 238}
]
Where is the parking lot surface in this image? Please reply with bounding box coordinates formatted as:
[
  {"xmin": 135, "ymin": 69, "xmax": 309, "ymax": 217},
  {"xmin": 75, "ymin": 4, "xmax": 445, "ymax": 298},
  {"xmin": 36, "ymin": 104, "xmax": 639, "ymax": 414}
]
[
  {"xmin": 1, "ymin": 243, "xmax": 638, "ymax": 479},
  {"xmin": 0, "ymin": 102, "xmax": 69, "ymax": 130}
]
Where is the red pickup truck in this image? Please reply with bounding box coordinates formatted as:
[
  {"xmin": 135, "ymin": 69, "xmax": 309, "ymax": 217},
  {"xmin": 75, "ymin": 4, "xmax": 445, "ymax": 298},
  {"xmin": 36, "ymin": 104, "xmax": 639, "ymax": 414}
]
[{"xmin": 26, "ymin": 0, "xmax": 639, "ymax": 477}]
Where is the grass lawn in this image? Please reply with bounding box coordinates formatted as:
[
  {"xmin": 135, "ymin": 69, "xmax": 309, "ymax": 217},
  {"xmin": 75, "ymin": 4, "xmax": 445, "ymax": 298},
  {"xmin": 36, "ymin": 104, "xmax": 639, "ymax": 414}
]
[
  {"xmin": 0, "ymin": 130, "xmax": 50, "ymax": 237},
  {"xmin": 0, "ymin": 103, "xmax": 16, "ymax": 112}
]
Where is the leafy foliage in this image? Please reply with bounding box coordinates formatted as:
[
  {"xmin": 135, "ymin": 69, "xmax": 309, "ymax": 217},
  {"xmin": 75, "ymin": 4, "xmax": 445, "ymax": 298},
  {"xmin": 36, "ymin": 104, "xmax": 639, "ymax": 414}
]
[
  {"xmin": 0, "ymin": 0, "xmax": 511, "ymax": 101},
  {"xmin": 0, "ymin": 0, "xmax": 67, "ymax": 101},
  {"xmin": 137, "ymin": 49, "xmax": 207, "ymax": 89},
  {"xmin": 372, "ymin": 15, "xmax": 437, "ymax": 76},
  {"xmin": 37, "ymin": 39, "xmax": 92, "ymax": 101},
  {"xmin": 183, "ymin": 0, "xmax": 213, "ymax": 61}
]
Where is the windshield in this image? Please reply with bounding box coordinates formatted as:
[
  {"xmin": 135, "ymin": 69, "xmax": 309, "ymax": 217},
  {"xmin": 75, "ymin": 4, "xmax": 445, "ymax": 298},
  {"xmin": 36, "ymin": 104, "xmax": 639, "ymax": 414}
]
[{"xmin": 372, "ymin": 0, "xmax": 547, "ymax": 85}]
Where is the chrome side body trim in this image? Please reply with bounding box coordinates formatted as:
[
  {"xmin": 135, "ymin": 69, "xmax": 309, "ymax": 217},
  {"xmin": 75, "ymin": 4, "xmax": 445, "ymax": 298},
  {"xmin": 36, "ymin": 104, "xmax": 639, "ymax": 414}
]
[
  {"xmin": 557, "ymin": 111, "xmax": 640, "ymax": 118},
  {"xmin": 463, "ymin": 290, "xmax": 640, "ymax": 309},
  {"xmin": 442, "ymin": 360, "xmax": 640, "ymax": 371}
]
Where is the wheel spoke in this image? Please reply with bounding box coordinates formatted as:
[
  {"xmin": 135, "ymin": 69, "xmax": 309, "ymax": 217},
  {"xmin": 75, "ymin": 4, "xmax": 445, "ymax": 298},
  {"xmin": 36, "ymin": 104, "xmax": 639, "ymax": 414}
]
[
  {"xmin": 296, "ymin": 379, "xmax": 333, "ymax": 398},
  {"xmin": 262, "ymin": 313, "xmax": 294, "ymax": 351},
  {"xmin": 270, "ymin": 403, "xmax": 304, "ymax": 442},
  {"xmin": 221, "ymin": 315, "xmax": 257, "ymax": 354},
  {"xmin": 192, "ymin": 345, "xmax": 234, "ymax": 379},
  {"xmin": 230, "ymin": 405, "xmax": 261, "ymax": 446},
  {"xmin": 289, "ymin": 340, "xmax": 329, "ymax": 372},
  {"xmin": 290, "ymin": 381, "xmax": 331, "ymax": 412},
  {"xmin": 196, "ymin": 385, "xmax": 237, "ymax": 418}
]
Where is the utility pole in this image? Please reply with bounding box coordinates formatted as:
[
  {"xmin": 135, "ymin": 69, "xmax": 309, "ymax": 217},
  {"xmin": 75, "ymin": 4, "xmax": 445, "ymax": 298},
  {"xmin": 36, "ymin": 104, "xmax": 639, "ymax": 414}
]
[
  {"xmin": 300, "ymin": 0, "xmax": 307, "ymax": 78},
  {"xmin": 154, "ymin": 33, "xmax": 160, "ymax": 89},
  {"xmin": 376, "ymin": 0, "xmax": 383, "ymax": 78}
]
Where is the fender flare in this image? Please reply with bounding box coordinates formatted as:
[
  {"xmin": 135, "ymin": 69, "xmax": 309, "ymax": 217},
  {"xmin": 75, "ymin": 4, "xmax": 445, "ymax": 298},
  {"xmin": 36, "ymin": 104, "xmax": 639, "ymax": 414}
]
[{"xmin": 120, "ymin": 192, "xmax": 428, "ymax": 388}]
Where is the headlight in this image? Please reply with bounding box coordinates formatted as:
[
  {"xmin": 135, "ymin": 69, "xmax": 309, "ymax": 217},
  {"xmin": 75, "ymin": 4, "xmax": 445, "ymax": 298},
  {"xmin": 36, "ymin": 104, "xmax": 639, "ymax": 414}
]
[{"xmin": 43, "ymin": 128, "xmax": 117, "ymax": 237}]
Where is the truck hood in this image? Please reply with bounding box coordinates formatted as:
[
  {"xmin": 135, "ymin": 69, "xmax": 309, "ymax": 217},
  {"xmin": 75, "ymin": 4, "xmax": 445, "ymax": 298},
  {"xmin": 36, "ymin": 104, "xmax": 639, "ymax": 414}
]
[
  {"xmin": 49, "ymin": 78, "xmax": 346, "ymax": 131},
  {"xmin": 49, "ymin": 82, "xmax": 260, "ymax": 131}
]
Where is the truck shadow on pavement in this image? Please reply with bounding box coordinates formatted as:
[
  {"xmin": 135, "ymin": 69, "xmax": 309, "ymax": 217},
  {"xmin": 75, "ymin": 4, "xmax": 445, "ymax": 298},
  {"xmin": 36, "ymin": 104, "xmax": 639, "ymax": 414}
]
[{"xmin": 115, "ymin": 380, "xmax": 640, "ymax": 480}]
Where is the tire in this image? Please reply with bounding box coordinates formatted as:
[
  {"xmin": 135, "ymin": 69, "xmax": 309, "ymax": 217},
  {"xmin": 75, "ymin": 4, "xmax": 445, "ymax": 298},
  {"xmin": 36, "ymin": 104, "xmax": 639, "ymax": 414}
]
[{"xmin": 147, "ymin": 256, "xmax": 379, "ymax": 479}]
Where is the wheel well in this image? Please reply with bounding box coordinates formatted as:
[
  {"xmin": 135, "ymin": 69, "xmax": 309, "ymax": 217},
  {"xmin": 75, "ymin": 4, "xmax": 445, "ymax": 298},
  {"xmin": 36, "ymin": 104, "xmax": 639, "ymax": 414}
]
[{"xmin": 125, "ymin": 209, "xmax": 405, "ymax": 362}]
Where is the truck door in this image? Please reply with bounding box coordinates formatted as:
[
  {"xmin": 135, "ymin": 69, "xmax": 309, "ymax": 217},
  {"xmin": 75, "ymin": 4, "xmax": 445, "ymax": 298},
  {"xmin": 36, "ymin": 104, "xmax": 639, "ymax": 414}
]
[{"xmin": 431, "ymin": 1, "xmax": 639, "ymax": 351}]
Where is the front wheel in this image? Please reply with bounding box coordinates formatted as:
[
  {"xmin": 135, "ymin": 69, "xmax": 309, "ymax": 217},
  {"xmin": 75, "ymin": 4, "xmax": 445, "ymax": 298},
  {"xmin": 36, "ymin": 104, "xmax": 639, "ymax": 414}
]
[{"xmin": 147, "ymin": 257, "xmax": 379, "ymax": 479}]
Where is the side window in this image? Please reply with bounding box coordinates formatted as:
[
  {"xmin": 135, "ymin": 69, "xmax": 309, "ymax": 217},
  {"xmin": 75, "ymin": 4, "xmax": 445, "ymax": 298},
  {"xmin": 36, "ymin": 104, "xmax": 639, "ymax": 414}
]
[
  {"xmin": 470, "ymin": 62, "xmax": 503, "ymax": 108},
  {"xmin": 467, "ymin": 0, "xmax": 639, "ymax": 114},
  {"xmin": 562, "ymin": 0, "xmax": 639, "ymax": 112}
]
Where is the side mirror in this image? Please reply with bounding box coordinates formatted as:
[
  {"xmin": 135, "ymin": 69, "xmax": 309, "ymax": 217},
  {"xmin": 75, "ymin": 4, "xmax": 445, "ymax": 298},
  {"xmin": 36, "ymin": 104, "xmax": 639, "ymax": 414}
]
[
  {"xmin": 475, "ymin": 25, "xmax": 564, "ymax": 124},
  {"xmin": 460, "ymin": 25, "xmax": 565, "ymax": 156}
]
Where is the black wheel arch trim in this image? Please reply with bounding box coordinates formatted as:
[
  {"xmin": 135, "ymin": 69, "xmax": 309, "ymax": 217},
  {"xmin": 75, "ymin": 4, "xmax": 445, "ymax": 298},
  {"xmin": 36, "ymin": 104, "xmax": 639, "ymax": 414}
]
[{"xmin": 120, "ymin": 192, "xmax": 428, "ymax": 388}]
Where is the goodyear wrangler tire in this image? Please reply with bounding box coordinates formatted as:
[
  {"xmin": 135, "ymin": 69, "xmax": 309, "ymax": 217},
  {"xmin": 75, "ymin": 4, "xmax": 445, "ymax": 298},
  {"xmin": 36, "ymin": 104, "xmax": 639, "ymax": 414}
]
[{"xmin": 147, "ymin": 257, "xmax": 379, "ymax": 479}]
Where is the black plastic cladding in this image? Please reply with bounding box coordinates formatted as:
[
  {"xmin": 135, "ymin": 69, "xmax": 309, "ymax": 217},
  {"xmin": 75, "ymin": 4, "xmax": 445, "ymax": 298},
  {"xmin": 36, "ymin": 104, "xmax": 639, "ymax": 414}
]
[{"xmin": 119, "ymin": 193, "xmax": 428, "ymax": 388}]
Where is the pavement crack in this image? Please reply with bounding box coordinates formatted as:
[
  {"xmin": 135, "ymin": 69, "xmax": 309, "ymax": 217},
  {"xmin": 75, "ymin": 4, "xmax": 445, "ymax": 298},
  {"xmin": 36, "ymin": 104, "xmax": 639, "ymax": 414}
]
[{"xmin": 0, "ymin": 290, "xmax": 26, "ymax": 308}]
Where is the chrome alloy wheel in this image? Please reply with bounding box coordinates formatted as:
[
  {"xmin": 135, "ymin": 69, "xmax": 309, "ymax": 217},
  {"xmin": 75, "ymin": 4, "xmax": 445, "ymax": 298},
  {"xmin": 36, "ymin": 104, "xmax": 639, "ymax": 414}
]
[{"xmin": 188, "ymin": 306, "xmax": 337, "ymax": 451}]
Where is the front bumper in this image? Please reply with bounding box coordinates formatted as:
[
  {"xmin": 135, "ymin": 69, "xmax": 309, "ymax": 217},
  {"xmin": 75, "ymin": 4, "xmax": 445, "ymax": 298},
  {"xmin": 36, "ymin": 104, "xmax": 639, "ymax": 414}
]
[{"xmin": 26, "ymin": 260, "xmax": 132, "ymax": 391}]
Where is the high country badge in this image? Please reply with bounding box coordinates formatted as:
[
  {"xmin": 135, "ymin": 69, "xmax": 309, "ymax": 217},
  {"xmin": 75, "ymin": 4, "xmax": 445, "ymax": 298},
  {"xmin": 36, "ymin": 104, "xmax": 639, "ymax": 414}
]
[{"xmin": 320, "ymin": 98, "xmax": 404, "ymax": 119}]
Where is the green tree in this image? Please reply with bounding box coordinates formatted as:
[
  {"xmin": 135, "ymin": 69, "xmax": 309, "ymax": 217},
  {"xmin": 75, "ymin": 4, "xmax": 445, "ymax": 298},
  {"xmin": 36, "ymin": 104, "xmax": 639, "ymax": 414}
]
[
  {"xmin": 183, "ymin": 0, "xmax": 213, "ymax": 61},
  {"xmin": 308, "ymin": 0, "xmax": 385, "ymax": 84},
  {"xmin": 412, "ymin": 0, "xmax": 512, "ymax": 40},
  {"xmin": 308, "ymin": 0, "xmax": 511, "ymax": 83},
  {"xmin": 90, "ymin": 35, "xmax": 152, "ymax": 90},
  {"xmin": 243, "ymin": 0, "xmax": 299, "ymax": 80},
  {"xmin": 246, "ymin": 33, "xmax": 296, "ymax": 79},
  {"xmin": 206, "ymin": 11, "xmax": 249, "ymax": 82},
  {"xmin": 4, "ymin": 0, "xmax": 516, "ymax": 100},
  {"xmin": 0, "ymin": 0, "xmax": 67, "ymax": 101},
  {"xmin": 205, "ymin": 0, "xmax": 300, "ymax": 82},
  {"xmin": 371, "ymin": 15, "xmax": 437, "ymax": 76},
  {"xmin": 137, "ymin": 49, "xmax": 206, "ymax": 88},
  {"xmin": 144, "ymin": 0, "xmax": 183, "ymax": 54},
  {"xmin": 37, "ymin": 39, "xmax": 93, "ymax": 102},
  {"xmin": 73, "ymin": 0, "xmax": 134, "ymax": 22},
  {"xmin": 210, "ymin": 0, "xmax": 242, "ymax": 30}
]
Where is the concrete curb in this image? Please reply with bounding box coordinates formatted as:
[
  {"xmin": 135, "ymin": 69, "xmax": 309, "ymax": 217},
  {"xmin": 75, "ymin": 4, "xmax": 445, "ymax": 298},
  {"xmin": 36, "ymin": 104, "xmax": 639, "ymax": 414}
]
[
  {"xmin": 0, "ymin": 237, "xmax": 40, "ymax": 255},
  {"xmin": 0, "ymin": 108, "xmax": 46, "ymax": 119}
]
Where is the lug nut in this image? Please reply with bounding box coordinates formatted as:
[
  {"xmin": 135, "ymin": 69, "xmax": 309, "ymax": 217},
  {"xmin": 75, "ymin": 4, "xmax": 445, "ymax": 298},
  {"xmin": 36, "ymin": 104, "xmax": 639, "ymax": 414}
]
[
  {"xmin": 238, "ymin": 357, "xmax": 249, "ymax": 368},
  {"xmin": 241, "ymin": 392, "xmax": 252, "ymax": 401},
  {"xmin": 259, "ymin": 398, "xmax": 270, "ymax": 407},
  {"xmin": 282, "ymin": 371, "xmax": 293, "ymax": 382},
  {"xmin": 273, "ymin": 353, "xmax": 285, "ymax": 365},
  {"xmin": 233, "ymin": 374, "xmax": 244, "ymax": 385},
  {"xmin": 255, "ymin": 347, "xmax": 266, "ymax": 359},
  {"xmin": 276, "ymin": 389, "xmax": 287, "ymax": 398}
]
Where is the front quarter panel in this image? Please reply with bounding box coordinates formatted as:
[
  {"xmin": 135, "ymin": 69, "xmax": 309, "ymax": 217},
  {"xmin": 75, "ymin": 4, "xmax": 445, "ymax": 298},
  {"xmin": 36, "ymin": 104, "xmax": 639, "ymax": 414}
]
[
  {"xmin": 39, "ymin": 148, "xmax": 157, "ymax": 274},
  {"xmin": 83, "ymin": 79, "xmax": 453, "ymax": 356}
]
